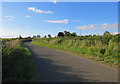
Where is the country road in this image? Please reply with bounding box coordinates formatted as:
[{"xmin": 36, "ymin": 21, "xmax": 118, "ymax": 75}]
[{"xmin": 24, "ymin": 42, "xmax": 118, "ymax": 82}]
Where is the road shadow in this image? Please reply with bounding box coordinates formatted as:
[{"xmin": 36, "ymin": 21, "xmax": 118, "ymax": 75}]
[{"xmin": 32, "ymin": 54, "xmax": 98, "ymax": 82}]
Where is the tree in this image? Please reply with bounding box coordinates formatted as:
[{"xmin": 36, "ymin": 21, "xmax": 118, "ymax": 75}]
[
  {"xmin": 93, "ymin": 34, "xmax": 96, "ymax": 37},
  {"xmin": 33, "ymin": 35, "xmax": 36, "ymax": 38},
  {"xmin": 102, "ymin": 31, "xmax": 112, "ymax": 45},
  {"xmin": 64, "ymin": 31, "xmax": 67, "ymax": 35},
  {"xmin": 48, "ymin": 34, "xmax": 51, "ymax": 38},
  {"xmin": 103, "ymin": 31, "xmax": 111, "ymax": 36},
  {"xmin": 28, "ymin": 36, "xmax": 31, "ymax": 38},
  {"xmin": 57, "ymin": 32, "xmax": 64, "ymax": 37},
  {"xmin": 37, "ymin": 35, "xmax": 40, "ymax": 38},
  {"xmin": 44, "ymin": 35, "xmax": 47, "ymax": 38},
  {"xmin": 71, "ymin": 32, "xmax": 77, "ymax": 37},
  {"xmin": 64, "ymin": 31, "xmax": 71, "ymax": 37},
  {"xmin": 19, "ymin": 35, "xmax": 22, "ymax": 39}
]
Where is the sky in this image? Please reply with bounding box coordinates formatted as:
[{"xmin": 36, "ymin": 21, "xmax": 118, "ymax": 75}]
[{"xmin": 1, "ymin": 2, "xmax": 118, "ymax": 38}]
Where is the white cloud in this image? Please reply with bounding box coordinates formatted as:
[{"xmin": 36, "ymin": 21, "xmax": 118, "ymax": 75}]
[
  {"xmin": 50, "ymin": 0, "xmax": 57, "ymax": 4},
  {"xmin": 113, "ymin": 32, "xmax": 120, "ymax": 35},
  {"xmin": 0, "ymin": 34, "xmax": 16, "ymax": 38},
  {"xmin": 71, "ymin": 20, "xmax": 80, "ymax": 22},
  {"xmin": 0, "ymin": 31, "xmax": 18, "ymax": 38},
  {"xmin": 28, "ymin": 7, "xmax": 54, "ymax": 14},
  {"xmin": 1, "ymin": 27, "xmax": 20, "ymax": 38},
  {"xmin": 35, "ymin": 9, "xmax": 53, "ymax": 14},
  {"xmin": 5, "ymin": 16, "xmax": 14, "ymax": 20},
  {"xmin": 25, "ymin": 15, "xmax": 30, "ymax": 18},
  {"xmin": 76, "ymin": 23, "xmax": 118, "ymax": 30},
  {"xmin": 44, "ymin": 19, "xmax": 68, "ymax": 24},
  {"xmin": 28, "ymin": 7, "xmax": 35, "ymax": 11},
  {"xmin": 76, "ymin": 24, "xmax": 95, "ymax": 30}
]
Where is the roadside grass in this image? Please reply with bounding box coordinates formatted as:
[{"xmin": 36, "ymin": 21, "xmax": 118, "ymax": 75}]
[
  {"xmin": 2, "ymin": 39, "xmax": 37, "ymax": 82},
  {"xmin": 31, "ymin": 38, "xmax": 119, "ymax": 68}
]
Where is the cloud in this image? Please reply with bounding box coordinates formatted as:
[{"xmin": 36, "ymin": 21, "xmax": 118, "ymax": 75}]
[
  {"xmin": 0, "ymin": 34, "xmax": 16, "ymax": 38},
  {"xmin": 25, "ymin": 15, "xmax": 30, "ymax": 18},
  {"xmin": 35, "ymin": 9, "xmax": 53, "ymax": 14},
  {"xmin": 76, "ymin": 23, "xmax": 118, "ymax": 30},
  {"xmin": 44, "ymin": 19, "xmax": 68, "ymax": 24},
  {"xmin": 113, "ymin": 32, "xmax": 120, "ymax": 35},
  {"xmin": 50, "ymin": 0, "xmax": 57, "ymax": 4},
  {"xmin": 0, "ymin": 31, "xmax": 18, "ymax": 38},
  {"xmin": 28, "ymin": 7, "xmax": 35, "ymax": 11},
  {"xmin": 5, "ymin": 16, "xmax": 14, "ymax": 20},
  {"xmin": 28, "ymin": 7, "xmax": 54, "ymax": 14},
  {"xmin": 71, "ymin": 20, "xmax": 80, "ymax": 22}
]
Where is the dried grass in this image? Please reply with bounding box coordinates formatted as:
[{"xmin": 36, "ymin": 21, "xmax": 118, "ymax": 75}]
[{"xmin": 6, "ymin": 39, "xmax": 21, "ymax": 48}]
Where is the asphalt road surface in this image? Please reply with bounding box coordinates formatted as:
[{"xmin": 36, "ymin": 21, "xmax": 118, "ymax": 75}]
[{"xmin": 24, "ymin": 42, "xmax": 118, "ymax": 82}]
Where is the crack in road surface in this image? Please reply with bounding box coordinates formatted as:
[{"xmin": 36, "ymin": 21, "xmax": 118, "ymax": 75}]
[{"xmin": 24, "ymin": 42, "xmax": 118, "ymax": 82}]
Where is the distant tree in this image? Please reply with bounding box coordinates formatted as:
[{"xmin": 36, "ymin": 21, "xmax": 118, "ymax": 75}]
[
  {"xmin": 37, "ymin": 35, "xmax": 40, "ymax": 38},
  {"xmin": 28, "ymin": 36, "xmax": 31, "ymax": 38},
  {"xmin": 48, "ymin": 34, "xmax": 51, "ymax": 38},
  {"xmin": 44, "ymin": 35, "xmax": 47, "ymax": 38},
  {"xmin": 88, "ymin": 35, "xmax": 92, "ymax": 37},
  {"xmin": 93, "ymin": 34, "xmax": 96, "ymax": 37},
  {"xmin": 71, "ymin": 32, "xmax": 77, "ymax": 37},
  {"xmin": 64, "ymin": 31, "xmax": 67, "ymax": 36},
  {"xmin": 103, "ymin": 31, "xmax": 111, "ymax": 36},
  {"xmin": 33, "ymin": 35, "xmax": 36, "ymax": 38},
  {"xmin": 64, "ymin": 31, "xmax": 71, "ymax": 37},
  {"xmin": 67, "ymin": 31, "xmax": 71, "ymax": 36},
  {"xmin": 85, "ymin": 35, "xmax": 89, "ymax": 37},
  {"xmin": 57, "ymin": 32, "xmax": 64, "ymax": 37},
  {"xmin": 19, "ymin": 35, "xmax": 22, "ymax": 39}
]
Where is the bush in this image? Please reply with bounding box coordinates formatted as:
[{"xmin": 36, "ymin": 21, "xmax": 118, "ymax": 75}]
[{"xmin": 100, "ymin": 49, "xmax": 106, "ymax": 55}]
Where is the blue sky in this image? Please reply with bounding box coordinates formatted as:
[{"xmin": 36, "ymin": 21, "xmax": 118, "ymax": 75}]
[{"xmin": 1, "ymin": 2, "xmax": 118, "ymax": 38}]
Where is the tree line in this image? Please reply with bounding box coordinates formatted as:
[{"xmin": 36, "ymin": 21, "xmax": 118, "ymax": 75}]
[{"xmin": 18, "ymin": 31, "xmax": 119, "ymax": 43}]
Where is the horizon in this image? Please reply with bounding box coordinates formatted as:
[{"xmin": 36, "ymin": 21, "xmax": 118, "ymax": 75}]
[
  {"xmin": 1, "ymin": 30, "xmax": 119, "ymax": 39},
  {"xmin": 1, "ymin": 2, "xmax": 118, "ymax": 38}
]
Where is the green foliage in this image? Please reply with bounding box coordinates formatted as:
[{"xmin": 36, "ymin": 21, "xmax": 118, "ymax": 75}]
[
  {"xmin": 33, "ymin": 35, "xmax": 37, "ymax": 38},
  {"xmin": 19, "ymin": 35, "xmax": 22, "ymax": 39},
  {"xmin": 2, "ymin": 40, "xmax": 37, "ymax": 82},
  {"xmin": 37, "ymin": 35, "xmax": 40, "ymax": 38},
  {"xmin": 112, "ymin": 35, "xmax": 119, "ymax": 42},
  {"xmin": 2, "ymin": 38, "xmax": 12, "ymax": 43},
  {"xmin": 103, "ymin": 31, "xmax": 111, "ymax": 36},
  {"xmin": 100, "ymin": 49, "xmax": 106, "ymax": 55},
  {"xmin": 64, "ymin": 31, "xmax": 71, "ymax": 37},
  {"xmin": 57, "ymin": 32, "xmax": 64, "ymax": 37},
  {"xmin": 71, "ymin": 32, "xmax": 77, "ymax": 37},
  {"xmin": 57, "ymin": 31, "xmax": 77, "ymax": 37},
  {"xmin": 48, "ymin": 34, "xmax": 51, "ymax": 38},
  {"xmin": 32, "ymin": 32, "xmax": 119, "ymax": 66}
]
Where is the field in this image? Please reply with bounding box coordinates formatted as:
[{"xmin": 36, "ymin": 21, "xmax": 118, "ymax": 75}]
[
  {"xmin": 31, "ymin": 33, "xmax": 119, "ymax": 67},
  {"xmin": 2, "ymin": 39, "xmax": 37, "ymax": 82}
]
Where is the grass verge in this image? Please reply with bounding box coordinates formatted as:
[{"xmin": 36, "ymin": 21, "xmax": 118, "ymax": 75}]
[
  {"xmin": 31, "ymin": 41, "xmax": 118, "ymax": 68},
  {"xmin": 2, "ymin": 39, "xmax": 37, "ymax": 82}
]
